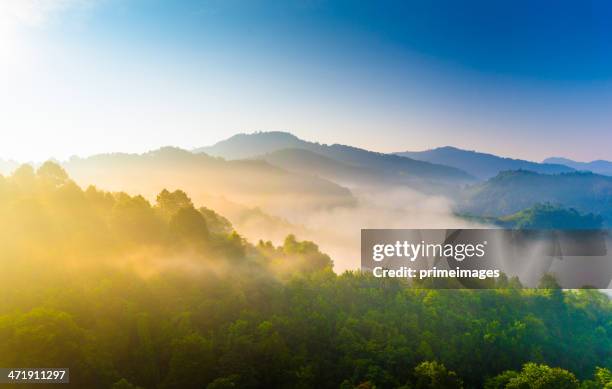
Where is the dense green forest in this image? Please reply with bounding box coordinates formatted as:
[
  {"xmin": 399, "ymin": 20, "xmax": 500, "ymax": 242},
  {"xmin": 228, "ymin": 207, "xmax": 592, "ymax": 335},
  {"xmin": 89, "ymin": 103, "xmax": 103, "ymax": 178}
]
[
  {"xmin": 0, "ymin": 163, "xmax": 610, "ymax": 388},
  {"xmin": 461, "ymin": 170, "xmax": 612, "ymax": 225},
  {"xmin": 460, "ymin": 203, "xmax": 605, "ymax": 230}
]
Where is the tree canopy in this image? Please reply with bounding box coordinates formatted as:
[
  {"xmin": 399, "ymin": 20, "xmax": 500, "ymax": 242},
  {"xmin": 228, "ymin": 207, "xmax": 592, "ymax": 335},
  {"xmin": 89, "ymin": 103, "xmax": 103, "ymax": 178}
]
[{"xmin": 0, "ymin": 163, "xmax": 610, "ymax": 388}]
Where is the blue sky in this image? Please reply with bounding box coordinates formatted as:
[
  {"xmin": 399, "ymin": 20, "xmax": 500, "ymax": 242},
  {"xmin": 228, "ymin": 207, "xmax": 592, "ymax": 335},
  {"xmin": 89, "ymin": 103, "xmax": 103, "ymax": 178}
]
[{"xmin": 1, "ymin": 0, "xmax": 611, "ymax": 161}]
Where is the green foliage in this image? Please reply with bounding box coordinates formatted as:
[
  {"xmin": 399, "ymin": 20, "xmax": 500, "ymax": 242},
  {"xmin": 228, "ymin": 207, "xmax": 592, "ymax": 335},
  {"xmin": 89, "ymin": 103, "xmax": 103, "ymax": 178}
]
[
  {"xmin": 487, "ymin": 363, "xmax": 579, "ymax": 388},
  {"xmin": 0, "ymin": 164, "xmax": 610, "ymax": 388},
  {"xmin": 413, "ymin": 361, "xmax": 463, "ymax": 388},
  {"xmin": 462, "ymin": 170, "xmax": 612, "ymax": 226},
  {"xmin": 156, "ymin": 189, "xmax": 194, "ymax": 218},
  {"xmin": 162, "ymin": 333, "xmax": 215, "ymax": 389},
  {"xmin": 199, "ymin": 206, "xmax": 234, "ymax": 234},
  {"xmin": 169, "ymin": 207, "xmax": 209, "ymax": 243},
  {"xmin": 580, "ymin": 367, "xmax": 612, "ymax": 389},
  {"xmin": 498, "ymin": 203, "xmax": 604, "ymax": 230}
]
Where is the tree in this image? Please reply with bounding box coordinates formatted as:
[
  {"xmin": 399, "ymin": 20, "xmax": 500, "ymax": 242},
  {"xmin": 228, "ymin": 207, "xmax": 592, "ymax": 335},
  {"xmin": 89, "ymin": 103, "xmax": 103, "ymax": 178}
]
[
  {"xmin": 485, "ymin": 370, "xmax": 519, "ymax": 389},
  {"xmin": 279, "ymin": 234, "xmax": 333, "ymax": 273},
  {"xmin": 488, "ymin": 363, "xmax": 579, "ymax": 389},
  {"xmin": 37, "ymin": 161, "xmax": 69, "ymax": 187},
  {"xmin": 581, "ymin": 367, "xmax": 612, "ymax": 389},
  {"xmin": 111, "ymin": 193, "xmax": 163, "ymax": 244},
  {"xmin": 413, "ymin": 361, "xmax": 463, "ymax": 389},
  {"xmin": 169, "ymin": 207, "xmax": 209, "ymax": 242},
  {"xmin": 594, "ymin": 367, "xmax": 612, "ymax": 388},
  {"xmin": 156, "ymin": 189, "xmax": 193, "ymax": 217},
  {"xmin": 11, "ymin": 163, "xmax": 36, "ymax": 188},
  {"xmin": 162, "ymin": 333, "xmax": 215, "ymax": 389}
]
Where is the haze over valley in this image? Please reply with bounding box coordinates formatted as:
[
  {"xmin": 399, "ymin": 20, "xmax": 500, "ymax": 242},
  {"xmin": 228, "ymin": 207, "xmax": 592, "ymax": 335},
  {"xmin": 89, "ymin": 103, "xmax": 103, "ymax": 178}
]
[{"xmin": 3, "ymin": 131, "xmax": 611, "ymax": 271}]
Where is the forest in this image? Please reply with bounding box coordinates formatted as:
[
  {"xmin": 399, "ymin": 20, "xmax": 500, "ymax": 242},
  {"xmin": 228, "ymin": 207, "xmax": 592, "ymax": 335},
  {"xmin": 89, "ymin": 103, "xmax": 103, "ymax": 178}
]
[{"xmin": 0, "ymin": 162, "xmax": 610, "ymax": 388}]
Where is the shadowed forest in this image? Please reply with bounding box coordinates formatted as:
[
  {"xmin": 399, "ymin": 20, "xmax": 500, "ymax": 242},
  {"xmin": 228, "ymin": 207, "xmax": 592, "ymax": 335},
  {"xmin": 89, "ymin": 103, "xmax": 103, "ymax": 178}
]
[{"xmin": 0, "ymin": 162, "xmax": 610, "ymax": 388}]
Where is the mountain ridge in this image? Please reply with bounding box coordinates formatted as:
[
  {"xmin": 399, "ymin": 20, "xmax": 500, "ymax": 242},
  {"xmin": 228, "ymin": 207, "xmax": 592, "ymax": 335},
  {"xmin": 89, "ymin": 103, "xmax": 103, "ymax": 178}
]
[
  {"xmin": 63, "ymin": 146, "xmax": 356, "ymax": 217},
  {"xmin": 460, "ymin": 170, "xmax": 612, "ymax": 225},
  {"xmin": 396, "ymin": 146, "xmax": 575, "ymax": 179},
  {"xmin": 544, "ymin": 157, "xmax": 612, "ymax": 176},
  {"xmin": 195, "ymin": 131, "xmax": 476, "ymax": 184}
]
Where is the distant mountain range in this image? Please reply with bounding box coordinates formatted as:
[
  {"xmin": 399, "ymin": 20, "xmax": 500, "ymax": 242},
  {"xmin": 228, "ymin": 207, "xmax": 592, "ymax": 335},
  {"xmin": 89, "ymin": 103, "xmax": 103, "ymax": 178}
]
[
  {"xmin": 4, "ymin": 131, "xmax": 610, "ymax": 229},
  {"xmin": 252, "ymin": 148, "xmax": 464, "ymax": 194},
  {"xmin": 460, "ymin": 170, "xmax": 612, "ymax": 225},
  {"xmin": 254, "ymin": 148, "xmax": 375, "ymax": 185},
  {"xmin": 195, "ymin": 133, "xmax": 612, "ymax": 226},
  {"xmin": 64, "ymin": 147, "xmax": 355, "ymax": 216},
  {"xmin": 395, "ymin": 146, "xmax": 575, "ymax": 180},
  {"xmin": 195, "ymin": 132, "xmax": 475, "ymax": 185},
  {"xmin": 544, "ymin": 157, "xmax": 612, "ymax": 176}
]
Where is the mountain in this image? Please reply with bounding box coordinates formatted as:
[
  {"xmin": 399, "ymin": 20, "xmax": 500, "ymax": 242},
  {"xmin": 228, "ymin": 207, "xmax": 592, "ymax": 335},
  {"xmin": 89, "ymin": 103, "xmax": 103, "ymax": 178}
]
[
  {"xmin": 197, "ymin": 131, "xmax": 307, "ymax": 159},
  {"xmin": 253, "ymin": 148, "xmax": 400, "ymax": 188},
  {"xmin": 544, "ymin": 157, "xmax": 612, "ymax": 176},
  {"xmin": 497, "ymin": 203, "xmax": 604, "ymax": 229},
  {"xmin": 63, "ymin": 147, "xmax": 355, "ymax": 217},
  {"xmin": 395, "ymin": 146, "xmax": 575, "ymax": 180},
  {"xmin": 196, "ymin": 132, "xmax": 475, "ymax": 184},
  {"xmin": 460, "ymin": 170, "xmax": 612, "ymax": 225},
  {"xmin": 459, "ymin": 203, "xmax": 604, "ymax": 229}
]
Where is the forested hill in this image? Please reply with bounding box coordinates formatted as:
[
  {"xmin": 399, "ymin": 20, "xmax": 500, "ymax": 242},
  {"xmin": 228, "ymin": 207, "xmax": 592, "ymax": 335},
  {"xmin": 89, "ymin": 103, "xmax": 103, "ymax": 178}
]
[
  {"xmin": 461, "ymin": 203, "xmax": 605, "ymax": 230},
  {"xmin": 461, "ymin": 170, "xmax": 612, "ymax": 225},
  {"xmin": 63, "ymin": 146, "xmax": 355, "ymax": 216},
  {"xmin": 497, "ymin": 203, "xmax": 605, "ymax": 229},
  {"xmin": 0, "ymin": 162, "xmax": 610, "ymax": 389}
]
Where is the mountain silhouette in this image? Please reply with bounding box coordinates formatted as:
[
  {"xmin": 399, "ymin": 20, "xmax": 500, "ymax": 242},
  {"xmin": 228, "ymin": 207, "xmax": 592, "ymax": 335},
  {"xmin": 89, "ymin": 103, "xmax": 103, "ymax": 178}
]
[
  {"xmin": 396, "ymin": 146, "xmax": 574, "ymax": 179},
  {"xmin": 196, "ymin": 132, "xmax": 475, "ymax": 184},
  {"xmin": 544, "ymin": 157, "xmax": 612, "ymax": 176},
  {"xmin": 64, "ymin": 146, "xmax": 356, "ymax": 216},
  {"xmin": 460, "ymin": 170, "xmax": 612, "ymax": 225}
]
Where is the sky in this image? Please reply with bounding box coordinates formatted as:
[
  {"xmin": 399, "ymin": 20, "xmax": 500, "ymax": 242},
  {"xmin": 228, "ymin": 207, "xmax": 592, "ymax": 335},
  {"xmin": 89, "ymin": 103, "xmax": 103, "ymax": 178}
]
[{"xmin": 1, "ymin": 0, "xmax": 611, "ymax": 162}]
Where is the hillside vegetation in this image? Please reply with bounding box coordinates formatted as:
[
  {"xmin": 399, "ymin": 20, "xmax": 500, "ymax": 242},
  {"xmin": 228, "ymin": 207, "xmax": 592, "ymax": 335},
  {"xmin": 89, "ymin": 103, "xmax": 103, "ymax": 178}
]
[
  {"xmin": 63, "ymin": 147, "xmax": 355, "ymax": 218},
  {"xmin": 497, "ymin": 203, "xmax": 604, "ymax": 230},
  {"xmin": 461, "ymin": 170, "xmax": 612, "ymax": 225},
  {"xmin": 0, "ymin": 163, "xmax": 610, "ymax": 388},
  {"xmin": 461, "ymin": 203, "xmax": 605, "ymax": 230}
]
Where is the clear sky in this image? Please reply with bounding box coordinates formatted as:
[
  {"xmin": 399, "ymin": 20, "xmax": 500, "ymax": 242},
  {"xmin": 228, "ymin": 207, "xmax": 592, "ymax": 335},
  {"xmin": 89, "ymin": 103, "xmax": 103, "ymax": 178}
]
[{"xmin": 1, "ymin": 0, "xmax": 611, "ymax": 162}]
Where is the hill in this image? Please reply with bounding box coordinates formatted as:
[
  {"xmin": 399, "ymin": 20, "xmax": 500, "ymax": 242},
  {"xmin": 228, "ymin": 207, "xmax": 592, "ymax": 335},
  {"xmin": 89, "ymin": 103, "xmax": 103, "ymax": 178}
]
[
  {"xmin": 460, "ymin": 170, "xmax": 612, "ymax": 224},
  {"xmin": 196, "ymin": 132, "xmax": 475, "ymax": 184},
  {"xmin": 544, "ymin": 157, "xmax": 612, "ymax": 176},
  {"xmin": 196, "ymin": 131, "xmax": 307, "ymax": 159},
  {"xmin": 254, "ymin": 148, "xmax": 417, "ymax": 189},
  {"xmin": 396, "ymin": 146, "xmax": 574, "ymax": 179},
  {"xmin": 1, "ymin": 163, "xmax": 610, "ymax": 388},
  {"xmin": 497, "ymin": 203, "xmax": 604, "ymax": 229},
  {"xmin": 63, "ymin": 147, "xmax": 355, "ymax": 218},
  {"xmin": 459, "ymin": 203, "xmax": 605, "ymax": 230},
  {"xmin": 499, "ymin": 204, "xmax": 603, "ymax": 230}
]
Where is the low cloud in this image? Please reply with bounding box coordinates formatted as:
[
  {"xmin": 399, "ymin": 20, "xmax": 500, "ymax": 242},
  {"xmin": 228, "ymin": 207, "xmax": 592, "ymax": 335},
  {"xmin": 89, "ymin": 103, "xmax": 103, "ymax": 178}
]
[{"xmin": 226, "ymin": 187, "xmax": 487, "ymax": 272}]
